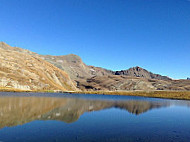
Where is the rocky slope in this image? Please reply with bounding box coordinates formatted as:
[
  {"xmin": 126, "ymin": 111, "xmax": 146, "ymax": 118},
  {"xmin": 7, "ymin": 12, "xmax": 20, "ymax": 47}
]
[
  {"xmin": 41, "ymin": 54, "xmax": 113, "ymax": 82},
  {"xmin": 40, "ymin": 54, "xmax": 177, "ymax": 91},
  {"xmin": 44, "ymin": 54, "xmax": 190, "ymax": 91},
  {"xmin": 114, "ymin": 66, "xmax": 171, "ymax": 81},
  {"xmin": 0, "ymin": 42, "xmax": 76, "ymax": 91},
  {"xmin": 1, "ymin": 42, "xmax": 190, "ymax": 91},
  {"xmin": 77, "ymin": 76, "xmax": 190, "ymax": 91},
  {"xmin": 40, "ymin": 52, "xmax": 186, "ymax": 91}
]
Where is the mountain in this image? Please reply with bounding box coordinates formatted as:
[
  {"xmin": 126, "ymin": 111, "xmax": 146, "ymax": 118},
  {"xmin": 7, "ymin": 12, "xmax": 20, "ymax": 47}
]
[
  {"xmin": 0, "ymin": 42, "xmax": 76, "ymax": 91},
  {"xmin": 114, "ymin": 66, "xmax": 171, "ymax": 81},
  {"xmin": 1, "ymin": 41, "xmax": 190, "ymax": 91},
  {"xmin": 42, "ymin": 54, "xmax": 190, "ymax": 91},
  {"xmin": 77, "ymin": 75, "xmax": 190, "ymax": 91},
  {"xmin": 40, "ymin": 54, "xmax": 175, "ymax": 91},
  {"xmin": 41, "ymin": 54, "xmax": 113, "ymax": 81},
  {"xmin": 41, "ymin": 55, "xmax": 171, "ymax": 81}
]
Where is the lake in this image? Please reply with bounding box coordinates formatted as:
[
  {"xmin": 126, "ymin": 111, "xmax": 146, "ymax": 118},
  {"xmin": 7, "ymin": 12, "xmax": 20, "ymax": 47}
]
[{"xmin": 0, "ymin": 92, "xmax": 190, "ymax": 142}]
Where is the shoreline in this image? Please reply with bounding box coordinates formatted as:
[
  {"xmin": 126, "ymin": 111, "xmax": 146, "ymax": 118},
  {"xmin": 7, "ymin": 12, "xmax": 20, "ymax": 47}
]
[
  {"xmin": 71, "ymin": 91, "xmax": 190, "ymax": 101},
  {"xmin": 0, "ymin": 87, "xmax": 190, "ymax": 100}
]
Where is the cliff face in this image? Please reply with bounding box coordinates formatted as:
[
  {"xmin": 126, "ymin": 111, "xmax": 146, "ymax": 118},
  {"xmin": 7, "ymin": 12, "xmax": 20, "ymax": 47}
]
[{"xmin": 0, "ymin": 42, "xmax": 76, "ymax": 91}]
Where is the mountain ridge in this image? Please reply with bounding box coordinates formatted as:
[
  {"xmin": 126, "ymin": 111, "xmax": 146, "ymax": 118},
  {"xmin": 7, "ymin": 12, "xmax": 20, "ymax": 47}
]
[
  {"xmin": 0, "ymin": 41, "xmax": 189, "ymax": 91},
  {"xmin": 0, "ymin": 42, "xmax": 171, "ymax": 80},
  {"xmin": 114, "ymin": 66, "xmax": 171, "ymax": 81}
]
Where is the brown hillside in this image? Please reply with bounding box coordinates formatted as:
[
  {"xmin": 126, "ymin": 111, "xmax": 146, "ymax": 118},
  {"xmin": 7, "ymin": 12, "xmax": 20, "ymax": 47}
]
[
  {"xmin": 0, "ymin": 42, "xmax": 76, "ymax": 91},
  {"xmin": 1, "ymin": 42, "xmax": 189, "ymax": 92}
]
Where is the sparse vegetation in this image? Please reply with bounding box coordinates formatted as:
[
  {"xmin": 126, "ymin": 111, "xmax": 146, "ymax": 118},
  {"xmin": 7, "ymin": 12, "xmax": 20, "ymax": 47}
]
[
  {"xmin": 0, "ymin": 87, "xmax": 55, "ymax": 93},
  {"xmin": 0, "ymin": 87, "xmax": 27, "ymax": 92},
  {"xmin": 71, "ymin": 90, "xmax": 190, "ymax": 100},
  {"xmin": 0, "ymin": 42, "xmax": 76, "ymax": 92},
  {"xmin": 1, "ymin": 42, "xmax": 190, "ymax": 100},
  {"xmin": 1, "ymin": 86, "xmax": 190, "ymax": 100}
]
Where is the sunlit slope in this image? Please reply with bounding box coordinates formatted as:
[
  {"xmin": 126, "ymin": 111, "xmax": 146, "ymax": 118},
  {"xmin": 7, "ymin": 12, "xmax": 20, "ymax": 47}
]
[
  {"xmin": 0, "ymin": 42, "xmax": 76, "ymax": 91},
  {"xmin": 1, "ymin": 41, "xmax": 190, "ymax": 91}
]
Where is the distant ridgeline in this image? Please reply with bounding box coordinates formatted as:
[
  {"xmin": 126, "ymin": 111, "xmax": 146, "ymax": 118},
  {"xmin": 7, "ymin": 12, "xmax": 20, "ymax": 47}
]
[{"xmin": 0, "ymin": 41, "xmax": 190, "ymax": 91}]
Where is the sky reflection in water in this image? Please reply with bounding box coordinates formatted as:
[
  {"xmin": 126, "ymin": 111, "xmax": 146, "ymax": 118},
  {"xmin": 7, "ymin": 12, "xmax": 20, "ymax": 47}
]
[{"xmin": 0, "ymin": 92, "xmax": 190, "ymax": 142}]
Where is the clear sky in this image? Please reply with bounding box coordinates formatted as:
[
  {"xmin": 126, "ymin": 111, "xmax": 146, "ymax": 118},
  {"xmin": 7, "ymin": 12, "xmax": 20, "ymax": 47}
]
[{"xmin": 0, "ymin": 0, "xmax": 189, "ymax": 79}]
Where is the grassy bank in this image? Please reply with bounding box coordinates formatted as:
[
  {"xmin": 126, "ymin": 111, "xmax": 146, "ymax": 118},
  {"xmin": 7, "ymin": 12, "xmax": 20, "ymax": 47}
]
[
  {"xmin": 0, "ymin": 87, "xmax": 27, "ymax": 92},
  {"xmin": 0, "ymin": 87, "xmax": 53, "ymax": 93},
  {"xmin": 1, "ymin": 87, "xmax": 190, "ymax": 100},
  {"xmin": 71, "ymin": 91, "xmax": 190, "ymax": 100}
]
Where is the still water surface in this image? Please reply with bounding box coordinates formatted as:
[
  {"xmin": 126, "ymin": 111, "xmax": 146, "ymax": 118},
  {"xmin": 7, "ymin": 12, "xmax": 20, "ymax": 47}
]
[{"xmin": 0, "ymin": 92, "xmax": 190, "ymax": 142}]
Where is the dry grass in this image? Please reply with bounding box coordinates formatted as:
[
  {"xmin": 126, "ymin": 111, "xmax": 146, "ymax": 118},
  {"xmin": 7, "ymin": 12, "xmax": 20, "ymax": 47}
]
[
  {"xmin": 72, "ymin": 90, "xmax": 190, "ymax": 100},
  {"xmin": 0, "ymin": 87, "xmax": 26, "ymax": 92},
  {"xmin": 1, "ymin": 87, "xmax": 190, "ymax": 100},
  {"xmin": 0, "ymin": 46, "xmax": 76, "ymax": 91},
  {"xmin": 0, "ymin": 87, "xmax": 54, "ymax": 93}
]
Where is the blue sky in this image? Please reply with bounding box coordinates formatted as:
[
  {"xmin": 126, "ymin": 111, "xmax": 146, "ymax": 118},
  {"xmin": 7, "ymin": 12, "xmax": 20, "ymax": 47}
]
[{"xmin": 0, "ymin": 0, "xmax": 189, "ymax": 79}]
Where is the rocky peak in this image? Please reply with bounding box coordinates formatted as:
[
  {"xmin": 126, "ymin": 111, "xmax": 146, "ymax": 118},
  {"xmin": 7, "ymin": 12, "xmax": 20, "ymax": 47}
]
[{"xmin": 114, "ymin": 66, "xmax": 171, "ymax": 81}]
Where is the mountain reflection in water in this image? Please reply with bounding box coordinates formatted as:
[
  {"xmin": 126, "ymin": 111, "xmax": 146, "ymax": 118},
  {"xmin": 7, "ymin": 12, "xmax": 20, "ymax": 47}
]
[{"xmin": 0, "ymin": 94, "xmax": 190, "ymax": 128}]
